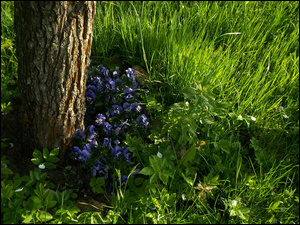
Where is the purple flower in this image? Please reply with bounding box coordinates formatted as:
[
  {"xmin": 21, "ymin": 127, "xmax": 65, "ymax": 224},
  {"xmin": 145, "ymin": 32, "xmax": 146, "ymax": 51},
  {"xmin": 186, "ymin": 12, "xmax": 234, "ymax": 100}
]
[
  {"xmin": 123, "ymin": 87, "xmax": 135, "ymax": 101},
  {"xmin": 109, "ymin": 105, "xmax": 123, "ymax": 116},
  {"xmin": 126, "ymin": 68, "xmax": 135, "ymax": 80},
  {"xmin": 111, "ymin": 145, "xmax": 123, "ymax": 158},
  {"xmin": 74, "ymin": 129, "xmax": 86, "ymax": 139},
  {"xmin": 87, "ymin": 84, "xmax": 98, "ymax": 93},
  {"xmin": 91, "ymin": 161, "xmax": 108, "ymax": 179},
  {"xmin": 103, "ymin": 122, "xmax": 112, "ymax": 135},
  {"xmin": 114, "ymin": 139, "xmax": 121, "ymax": 145},
  {"xmin": 123, "ymin": 149, "xmax": 133, "ymax": 162},
  {"xmin": 73, "ymin": 146, "xmax": 90, "ymax": 163},
  {"xmin": 113, "ymin": 70, "xmax": 120, "ymax": 78},
  {"xmin": 85, "ymin": 90, "xmax": 96, "ymax": 104},
  {"xmin": 104, "ymin": 77, "xmax": 116, "ymax": 91},
  {"xmin": 123, "ymin": 102, "xmax": 133, "ymax": 113},
  {"xmin": 132, "ymin": 80, "xmax": 140, "ymax": 89},
  {"xmin": 95, "ymin": 114, "xmax": 106, "ymax": 126},
  {"xmin": 131, "ymin": 102, "xmax": 142, "ymax": 113},
  {"xmin": 104, "ymin": 137, "xmax": 111, "ymax": 148},
  {"xmin": 136, "ymin": 114, "xmax": 150, "ymax": 129},
  {"xmin": 86, "ymin": 125, "xmax": 96, "ymax": 134}
]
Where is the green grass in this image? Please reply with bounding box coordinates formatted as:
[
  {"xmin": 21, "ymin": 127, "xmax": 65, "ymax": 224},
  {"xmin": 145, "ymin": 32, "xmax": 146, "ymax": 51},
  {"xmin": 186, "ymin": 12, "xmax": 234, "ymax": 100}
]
[{"xmin": 1, "ymin": 1, "xmax": 299, "ymax": 224}]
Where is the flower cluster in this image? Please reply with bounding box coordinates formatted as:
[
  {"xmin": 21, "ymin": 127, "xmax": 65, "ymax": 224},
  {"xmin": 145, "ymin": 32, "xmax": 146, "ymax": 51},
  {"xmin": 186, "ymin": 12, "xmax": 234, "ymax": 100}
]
[{"xmin": 70, "ymin": 64, "xmax": 149, "ymax": 189}]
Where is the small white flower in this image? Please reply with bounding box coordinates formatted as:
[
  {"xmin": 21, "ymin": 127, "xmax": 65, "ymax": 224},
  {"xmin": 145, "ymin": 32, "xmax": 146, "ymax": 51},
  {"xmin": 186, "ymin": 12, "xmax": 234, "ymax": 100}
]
[
  {"xmin": 250, "ymin": 116, "xmax": 257, "ymax": 121},
  {"xmin": 182, "ymin": 194, "xmax": 186, "ymax": 200},
  {"xmin": 185, "ymin": 101, "xmax": 189, "ymax": 106},
  {"xmin": 283, "ymin": 114, "xmax": 289, "ymax": 118},
  {"xmin": 157, "ymin": 152, "xmax": 162, "ymax": 158},
  {"xmin": 231, "ymin": 200, "xmax": 238, "ymax": 207},
  {"xmin": 38, "ymin": 164, "xmax": 46, "ymax": 169},
  {"xmin": 15, "ymin": 188, "xmax": 23, "ymax": 192}
]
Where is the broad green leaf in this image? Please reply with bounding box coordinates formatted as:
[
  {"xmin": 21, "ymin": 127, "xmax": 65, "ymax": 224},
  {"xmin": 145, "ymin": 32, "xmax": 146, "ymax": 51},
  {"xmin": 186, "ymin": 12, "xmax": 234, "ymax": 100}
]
[
  {"xmin": 47, "ymin": 156, "xmax": 60, "ymax": 163},
  {"xmin": 179, "ymin": 145, "xmax": 197, "ymax": 166},
  {"xmin": 49, "ymin": 147, "xmax": 59, "ymax": 157},
  {"xmin": 44, "ymin": 162, "xmax": 56, "ymax": 169},
  {"xmin": 218, "ymin": 139, "xmax": 231, "ymax": 154},
  {"xmin": 96, "ymin": 177, "xmax": 105, "ymax": 186},
  {"xmin": 139, "ymin": 167, "xmax": 154, "ymax": 176},
  {"xmin": 32, "ymin": 149, "xmax": 43, "ymax": 163},
  {"xmin": 31, "ymin": 158, "xmax": 42, "ymax": 165},
  {"xmin": 182, "ymin": 87, "xmax": 197, "ymax": 99},
  {"xmin": 150, "ymin": 173, "xmax": 158, "ymax": 184},
  {"xmin": 159, "ymin": 172, "xmax": 169, "ymax": 185},
  {"xmin": 36, "ymin": 210, "xmax": 53, "ymax": 222},
  {"xmin": 43, "ymin": 148, "xmax": 49, "ymax": 160},
  {"xmin": 1, "ymin": 167, "xmax": 13, "ymax": 175},
  {"xmin": 149, "ymin": 156, "xmax": 160, "ymax": 172}
]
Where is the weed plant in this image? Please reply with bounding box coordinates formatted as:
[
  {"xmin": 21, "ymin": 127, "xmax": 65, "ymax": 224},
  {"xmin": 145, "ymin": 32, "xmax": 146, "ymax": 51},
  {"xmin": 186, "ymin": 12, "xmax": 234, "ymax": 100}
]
[{"xmin": 1, "ymin": 1, "xmax": 299, "ymax": 224}]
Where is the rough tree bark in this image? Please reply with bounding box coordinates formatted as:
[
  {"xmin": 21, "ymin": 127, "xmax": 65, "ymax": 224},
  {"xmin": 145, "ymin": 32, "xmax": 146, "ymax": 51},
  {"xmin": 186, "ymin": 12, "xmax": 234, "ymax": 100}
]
[{"xmin": 14, "ymin": 1, "xmax": 96, "ymax": 163}]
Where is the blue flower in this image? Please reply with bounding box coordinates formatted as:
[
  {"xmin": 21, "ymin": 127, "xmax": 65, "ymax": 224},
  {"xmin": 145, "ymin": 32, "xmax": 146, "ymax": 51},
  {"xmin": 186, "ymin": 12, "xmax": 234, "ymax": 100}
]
[
  {"xmin": 136, "ymin": 114, "xmax": 150, "ymax": 129},
  {"xmin": 85, "ymin": 139, "xmax": 98, "ymax": 152},
  {"xmin": 123, "ymin": 148, "xmax": 133, "ymax": 162},
  {"xmin": 113, "ymin": 70, "xmax": 120, "ymax": 78},
  {"xmin": 131, "ymin": 102, "xmax": 142, "ymax": 113},
  {"xmin": 113, "ymin": 124, "xmax": 123, "ymax": 136},
  {"xmin": 74, "ymin": 129, "xmax": 86, "ymax": 139},
  {"xmin": 132, "ymin": 80, "xmax": 140, "ymax": 89},
  {"xmin": 104, "ymin": 137, "xmax": 111, "ymax": 148},
  {"xmin": 103, "ymin": 122, "xmax": 112, "ymax": 135},
  {"xmin": 87, "ymin": 84, "xmax": 98, "ymax": 93},
  {"xmin": 123, "ymin": 87, "xmax": 135, "ymax": 101},
  {"xmin": 104, "ymin": 77, "xmax": 116, "ymax": 91},
  {"xmin": 126, "ymin": 68, "xmax": 135, "ymax": 80},
  {"xmin": 91, "ymin": 76, "xmax": 104, "ymax": 92},
  {"xmin": 123, "ymin": 102, "xmax": 133, "ymax": 113},
  {"xmin": 86, "ymin": 125, "xmax": 96, "ymax": 134},
  {"xmin": 72, "ymin": 146, "xmax": 90, "ymax": 163},
  {"xmin": 109, "ymin": 105, "xmax": 123, "ymax": 117},
  {"xmin": 111, "ymin": 145, "xmax": 123, "ymax": 158},
  {"xmin": 91, "ymin": 161, "xmax": 108, "ymax": 179},
  {"xmin": 95, "ymin": 114, "xmax": 106, "ymax": 126},
  {"xmin": 85, "ymin": 90, "xmax": 96, "ymax": 104}
]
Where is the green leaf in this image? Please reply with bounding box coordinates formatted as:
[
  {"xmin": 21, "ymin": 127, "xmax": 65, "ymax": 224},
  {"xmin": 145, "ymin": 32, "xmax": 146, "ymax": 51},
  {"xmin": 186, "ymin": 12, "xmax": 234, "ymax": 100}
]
[
  {"xmin": 49, "ymin": 147, "xmax": 59, "ymax": 157},
  {"xmin": 36, "ymin": 210, "xmax": 53, "ymax": 222},
  {"xmin": 43, "ymin": 148, "xmax": 49, "ymax": 160},
  {"xmin": 135, "ymin": 177, "xmax": 144, "ymax": 186},
  {"xmin": 218, "ymin": 139, "xmax": 231, "ymax": 154},
  {"xmin": 149, "ymin": 156, "xmax": 161, "ymax": 172},
  {"xmin": 159, "ymin": 172, "xmax": 169, "ymax": 185},
  {"xmin": 31, "ymin": 158, "xmax": 42, "ymax": 165},
  {"xmin": 182, "ymin": 87, "xmax": 197, "ymax": 99},
  {"xmin": 47, "ymin": 156, "xmax": 60, "ymax": 163},
  {"xmin": 1, "ymin": 167, "xmax": 13, "ymax": 175},
  {"xmin": 96, "ymin": 177, "xmax": 105, "ymax": 186},
  {"xmin": 139, "ymin": 167, "xmax": 154, "ymax": 176},
  {"xmin": 33, "ymin": 149, "xmax": 43, "ymax": 161},
  {"xmin": 150, "ymin": 173, "xmax": 158, "ymax": 184},
  {"xmin": 44, "ymin": 162, "xmax": 56, "ymax": 169},
  {"xmin": 22, "ymin": 213, "xmax": 34, "ymax": 223},
  {"xmin": 178, "ymin": 145, "xmax": 197, "ymax": 167}
]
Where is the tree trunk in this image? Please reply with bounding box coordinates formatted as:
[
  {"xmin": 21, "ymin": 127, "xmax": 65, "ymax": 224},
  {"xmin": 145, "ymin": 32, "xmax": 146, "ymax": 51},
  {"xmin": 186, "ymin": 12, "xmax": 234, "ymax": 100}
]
[{"xmin": 14, "ymin": 1, "xmax": 96, "ymax": 163}]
